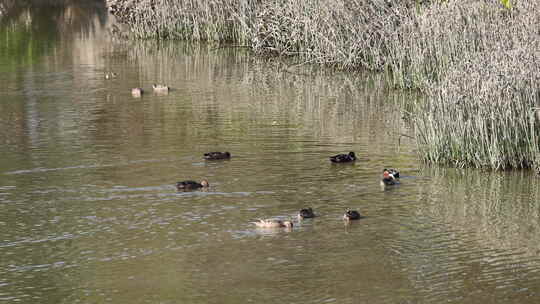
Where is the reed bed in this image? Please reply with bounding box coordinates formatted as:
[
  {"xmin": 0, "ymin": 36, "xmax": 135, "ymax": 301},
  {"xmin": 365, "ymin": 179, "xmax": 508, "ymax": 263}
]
[
  {"xmin": 107, "ymin": 0, "xmax": 256, "ymax": 43},
  {"xmin": 415, "ymin": 49, "xmax": 540, "ymax": 169},
  {"xmin": 407, "ymin": 1, "xmax": 540, "ymax": 169},
  {"xmin": 108, "ymin": 0, "xmax": 540, "ymax": 170},
  {"xmin": 106, "ymin": 0, "xmax": 404, "ymax": 69}
]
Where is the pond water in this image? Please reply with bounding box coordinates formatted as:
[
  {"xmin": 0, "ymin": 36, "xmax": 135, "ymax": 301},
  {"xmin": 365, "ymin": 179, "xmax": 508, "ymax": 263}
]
[{"xmin": 2, "ymin": 2, "xmax": 540, "ymax": 304}]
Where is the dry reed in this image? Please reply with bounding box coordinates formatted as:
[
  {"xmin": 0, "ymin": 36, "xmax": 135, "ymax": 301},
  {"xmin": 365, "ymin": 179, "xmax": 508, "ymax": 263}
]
[{"xmin": 107, "ymin": 0, "xmax": 540, "ymax": 170}]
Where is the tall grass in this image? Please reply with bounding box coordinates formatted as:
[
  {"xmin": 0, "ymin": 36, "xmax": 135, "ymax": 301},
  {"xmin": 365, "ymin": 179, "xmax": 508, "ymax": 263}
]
[
  {"xmin": 404, "ymin": 1, "xmax": 540, "ymax": 169},
  {"xmin": 107, "ymin": 0, "xmax": 256, "ymax": 43},
  {"xmin": 107, "ymin": 0, "xmax": 540, "ymax": 170},
  {"xmin": 415, "ymin": 49, "xmax": 540, "ymax": 169},
  {"xmin": 106, "ymin": 0, "xmax": 404, "ymax": 69}
]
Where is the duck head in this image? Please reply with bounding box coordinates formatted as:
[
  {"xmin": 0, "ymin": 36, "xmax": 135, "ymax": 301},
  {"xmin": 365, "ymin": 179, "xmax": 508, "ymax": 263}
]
[
  {"xmin": 200, "ymin": 179, "xmax": 210, "ymax": 187},
  {"xmin": 343, "ymin": 209, "xmax": 361, "ymax": 220},
  {"xmin": 383, "ymin": 170, "xmax": 395, "ymax": 180},
  {"xmin": 298, "ymin": 207, "xmax": 314, "ymax": 219}
]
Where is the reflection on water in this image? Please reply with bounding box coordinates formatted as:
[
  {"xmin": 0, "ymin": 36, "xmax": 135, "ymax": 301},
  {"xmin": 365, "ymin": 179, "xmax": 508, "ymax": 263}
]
[
  {"xmin": 1, "ymin": 2, "xmax": 540, "ymax": 304},
  {"xmin": 0, "ymin": 0, "xmax": 107, "ymax": 70}
]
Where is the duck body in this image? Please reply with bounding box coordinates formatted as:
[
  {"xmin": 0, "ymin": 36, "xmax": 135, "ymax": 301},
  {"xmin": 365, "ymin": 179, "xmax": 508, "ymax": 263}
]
[
  {"xmin": 204, "ymin": 151, "xmax": 231, "ymax": 160},
  {"xmin": 105, "ymin": 72, "xmax": 117, "ymax": 79},
  {"xmin": 343, "ymin": 210, "xmax": 362, "ymax": 220},
  {"xmin": 176, "ymin": 179, "xmax": 209, "ymax": 190},
  {"xmin": 131, "ymin": 87, "xmax": 144, "ymax": 97},
  {"xmin": 254, "ymin": 219, "xmax": 293, "ymax": 228},
  {"xmin": 298, "ymin": 208, "xmax": 315, "ymax": 219},
  {"xmin": 330, "ymin": 152, "xmax": 356, "ymax": 163},
  {"xmin": 385, "ymin": 168, "xmax": 400, "ymax": 178},
  {"xmin": 152, "ymin": 84, "xmax": 169, "ymax": 93},
  {"xmin": 381, "ymin": 170, "xmax": 398, "ymax": 186}
]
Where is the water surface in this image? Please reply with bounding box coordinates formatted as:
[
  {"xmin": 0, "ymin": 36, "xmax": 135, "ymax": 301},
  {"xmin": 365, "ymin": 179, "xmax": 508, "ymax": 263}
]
[{"xmin": 1, "ymin": 2, "xmax": 540, "ymax": 303}]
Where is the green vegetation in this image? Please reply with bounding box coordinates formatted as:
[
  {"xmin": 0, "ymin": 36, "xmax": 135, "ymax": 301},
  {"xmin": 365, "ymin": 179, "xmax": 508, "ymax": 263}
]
[
  {"xmin": 500, "ymin": 0, "xmax": 512, "ymax": 9},
  {"xmin": 110, "ymin": 0, "xmax": 540, "ymax": 170}
]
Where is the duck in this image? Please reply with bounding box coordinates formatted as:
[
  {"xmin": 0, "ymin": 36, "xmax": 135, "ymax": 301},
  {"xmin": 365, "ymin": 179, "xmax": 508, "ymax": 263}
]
[
  {"xmin": 254, "ymin": 219, "xmax": 294, "ymax": 228},
  {"xmin": 297, "ymin": 207, "xmax": 315, "ymax": 219},
  {"xmin": 381, "ymin": 169, "xmax": 398, "ymax": 186},
  {"xmin": 204, "ymin": 151, "xmax": 231, "ymax": 160},
  {"xmin": 385, "ymin": 168, "xmax": 400, "ymax": 178},
  {"xmin": 152, "ymin": 84, "xmax": 169, "ymax": 93},
  {"xmin": 330, "ymin": 152, "xmax": 356, "ymax": 163},
  {"xmin": 131, "ymin": 87, "xmax": 144, "ymax": 97},
  {"xmin": 343, "ymin": 210, "xmax": 362, "ymax": 221},
  {"xmin": 104, "ymin": 72, "xmax": 117, "ymax": 79},
  {"xmin": 176, "ymin": 179, "xmax": 209, "ymax": 190}
]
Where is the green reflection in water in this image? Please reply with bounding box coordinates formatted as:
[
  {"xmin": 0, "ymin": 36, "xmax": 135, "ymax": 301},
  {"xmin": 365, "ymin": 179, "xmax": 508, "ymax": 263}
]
[{"xmin": 0, "ymin": 0, "xmax": 106, "ymax": 70}]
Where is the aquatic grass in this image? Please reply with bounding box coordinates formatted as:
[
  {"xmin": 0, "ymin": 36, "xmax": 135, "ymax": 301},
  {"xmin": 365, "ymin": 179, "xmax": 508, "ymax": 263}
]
[
  {"xmin": 414, "ymin": 48, "xmax": 540, "ymax": 169},
  {"xmin": 404, "ymin": 1, "xmax": 540, "ymax": 170}
]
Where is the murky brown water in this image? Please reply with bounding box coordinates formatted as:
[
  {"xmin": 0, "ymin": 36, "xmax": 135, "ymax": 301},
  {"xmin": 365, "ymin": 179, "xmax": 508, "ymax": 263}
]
[{"xmin": 2, "ymin": 2, "xmax": 540, "ymax": 304}]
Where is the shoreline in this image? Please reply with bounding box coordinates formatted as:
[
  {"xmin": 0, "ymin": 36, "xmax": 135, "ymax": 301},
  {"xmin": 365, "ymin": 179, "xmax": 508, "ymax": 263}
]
[{"xmin": 106, "ymin": 0, "xmax": 540, "ymax": 171}]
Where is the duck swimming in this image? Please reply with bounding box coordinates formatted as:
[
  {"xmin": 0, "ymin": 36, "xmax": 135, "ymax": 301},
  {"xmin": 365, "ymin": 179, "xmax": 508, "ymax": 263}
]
[
  {"xmin": 343, "ymin": 210, "xmax": 362, "ymax": 220},
  {"xmin": 104, "ymin": 72, "xmax": 117, "ymax": 79},
  {"xmin": 131, "ymin": 87, "xmax": 144, "ymax": 97},
  {"xmin": 254, "ymin": 219, "xmax": 294, "ymax": 228},
  {"xmin": 381, "ymin": 169, "xmax": 398, "ymax": 186},
  {"xmin": 152, "ymin": 84, "xmax": 169, "ymax": 93},
  {"xmin": 298, "ymin": 208, "xmax": 315, "ymax": 219},
  {"xmin": 204, "ymin": 152, "xmax": 231, "ymax": 160},
  {"xmin": 330, "ymin": 152, "xmax": 356, "ymax": 163},
  {"xmin": 176, "ymin": 179, "xmax": 209, "ymax": 190},
  {"xmin": 385, "ymin": 168, "xmax": 400, "ymax": 178}
]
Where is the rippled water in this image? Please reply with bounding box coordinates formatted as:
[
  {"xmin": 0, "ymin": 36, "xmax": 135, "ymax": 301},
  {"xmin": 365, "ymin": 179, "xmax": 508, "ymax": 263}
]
[{"xmin": 1, "ymin": 2, "xmax": 540, "ymax": 303}]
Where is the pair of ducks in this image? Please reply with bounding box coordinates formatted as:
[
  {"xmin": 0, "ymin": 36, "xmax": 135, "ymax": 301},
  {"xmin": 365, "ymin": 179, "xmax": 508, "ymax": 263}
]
[
  {"xmin": 103, "ymin": 72, "xmax": 170, "ymax": 96},
  {"xmin": 330, "ymin": 152, "xmax": 400, "ymax": 186},
  {"xmin": 254, "ymin": 208, "xmax": 363, "ymax": 228},
  {"xmin": 298, "ymin": 208, "xmax": 361, "ymax": 221},
  {"xmin": 175, "ymin": 152, "xmax": 231, "ymax": 190},
  {"xmin": 131, "ymin": 84, "xmax": 169, "ymax": 97}
]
